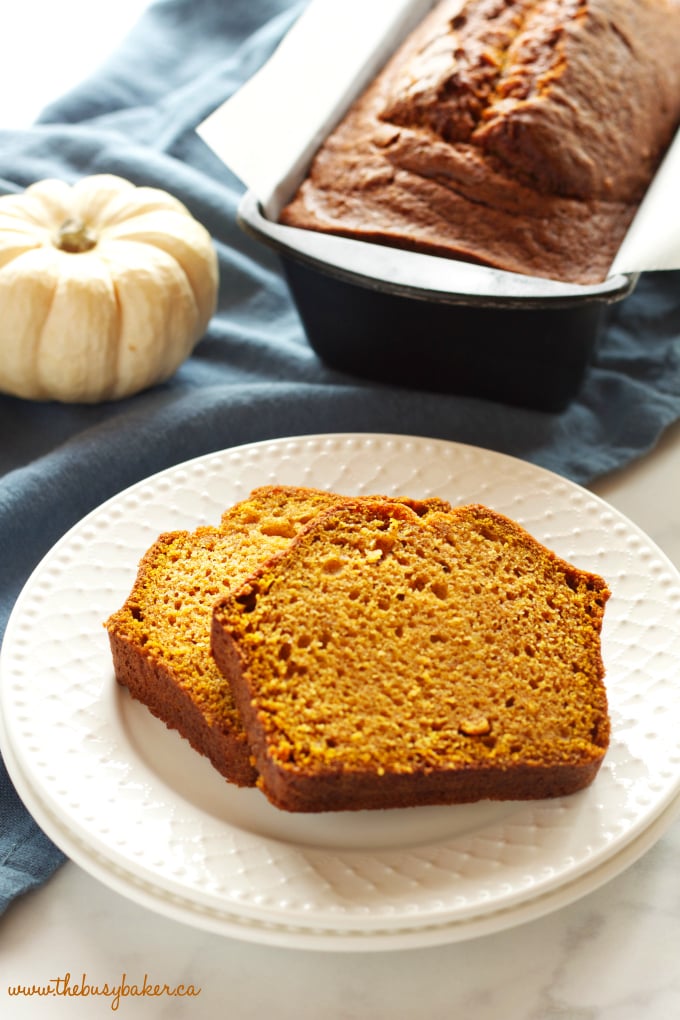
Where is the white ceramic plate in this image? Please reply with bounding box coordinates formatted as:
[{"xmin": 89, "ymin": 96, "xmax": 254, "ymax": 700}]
[{"xmin": 2, "ymin": 433, "xmax": 680, "ymax": 950}]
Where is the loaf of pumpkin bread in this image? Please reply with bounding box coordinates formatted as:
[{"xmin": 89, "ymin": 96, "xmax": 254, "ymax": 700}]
[
  {"xmin": 211, "ymin": 500, "xmax": 611, "ymax": 812},
  {"xmin": 280, "ymin": 0, "xmax": 680, "ymax": 284}
]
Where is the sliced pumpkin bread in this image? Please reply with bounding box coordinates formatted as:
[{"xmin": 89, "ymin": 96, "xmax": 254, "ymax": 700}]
[
  {"xmin": 211, "ymin": 500, "xmax": 611, "ymax": 810},
  {"xmin": 106, "ymin": 486, "xmax": 449, "ymax": 786}
]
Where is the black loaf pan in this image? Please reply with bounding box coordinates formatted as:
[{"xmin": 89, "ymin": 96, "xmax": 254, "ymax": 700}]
[{"xmin": 238, "ymin": 191, "xmax": 637, "ymax": 412}]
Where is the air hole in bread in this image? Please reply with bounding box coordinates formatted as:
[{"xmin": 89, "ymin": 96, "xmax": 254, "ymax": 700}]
[
  {"xmin": 236, "ymin": 587, "xmax": 258, "ymax": 613},
  {"xmin": 322, "ymin": 557, "xmax": 345, "ymax": 574}
]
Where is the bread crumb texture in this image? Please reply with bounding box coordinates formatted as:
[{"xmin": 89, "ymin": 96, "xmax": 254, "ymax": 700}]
[{"xmin": 214, "ymin": 501, "xmax": 610, "ymax": 783}]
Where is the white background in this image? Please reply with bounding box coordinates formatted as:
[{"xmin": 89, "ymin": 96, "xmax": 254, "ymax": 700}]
[{"xmin": 1, "ymin": 1, "xmax": 150, "ymax": 129}]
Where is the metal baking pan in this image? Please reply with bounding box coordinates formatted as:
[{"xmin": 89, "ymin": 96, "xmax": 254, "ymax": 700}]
[
  {"xmin": 238, "ymin": 190, "xmax": 637, "ymax": 412},
  {"xmin": 224, "ymin": 0, "xmax": 646, "ymax": 412}
]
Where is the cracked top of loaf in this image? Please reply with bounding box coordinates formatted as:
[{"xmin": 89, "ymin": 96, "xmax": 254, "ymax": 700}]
[{"xmin": 280, "ymin": 0, "xmax": 680, "ymax": 283}]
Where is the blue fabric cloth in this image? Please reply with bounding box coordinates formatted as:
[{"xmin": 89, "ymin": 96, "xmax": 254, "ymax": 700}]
[{"xmin": 1, "ymin": 0, "xmax": 679, "ymax": 915}]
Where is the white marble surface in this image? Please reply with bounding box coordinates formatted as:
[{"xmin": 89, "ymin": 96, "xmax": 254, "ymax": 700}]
[
  {"xmin": 3, "ymin": 4, "xmax": 680, "ymax": 1016},
  {"xmin": 2, "ymin": 423, "xmax": 679, "ymax": 1018}
]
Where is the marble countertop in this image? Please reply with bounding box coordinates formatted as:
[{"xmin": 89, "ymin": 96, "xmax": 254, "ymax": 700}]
[{"xmin": 1, "ymin": 421, "xmax": 679, "ymax": 1019}]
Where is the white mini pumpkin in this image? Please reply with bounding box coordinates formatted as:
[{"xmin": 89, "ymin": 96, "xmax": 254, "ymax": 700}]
[{"xmin": 0, "ymin": 174, "xmax": 219, "ymax": 403}]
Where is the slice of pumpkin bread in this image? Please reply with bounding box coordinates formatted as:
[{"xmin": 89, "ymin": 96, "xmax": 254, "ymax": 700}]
[
  {"xmin": 106, "ymin": 486, "xmax": 449, "ymax": 786},
  {"xmin": 211, "ymin": 500, "xmax": 611, "ymax": 810}
]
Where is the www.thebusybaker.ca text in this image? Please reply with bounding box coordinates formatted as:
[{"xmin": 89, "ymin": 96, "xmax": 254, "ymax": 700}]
[{"xmin": 7, "ymin": 972, "xmax": 202, "ymax": 1011}]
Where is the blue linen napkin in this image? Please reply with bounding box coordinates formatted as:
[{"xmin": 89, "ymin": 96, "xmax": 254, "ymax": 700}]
[{"xmin": 1, "ymin": 0, "xmax": 679, "ymax": 916}]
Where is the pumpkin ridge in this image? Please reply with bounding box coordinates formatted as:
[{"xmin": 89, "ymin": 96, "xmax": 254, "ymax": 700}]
[
  {"xmin": 0, "ymin": 248, "xmax": 61, "ymax": 401},
  {"xmin": 115, "ymin": 235, "xmax": 210, "ymax": 331}
]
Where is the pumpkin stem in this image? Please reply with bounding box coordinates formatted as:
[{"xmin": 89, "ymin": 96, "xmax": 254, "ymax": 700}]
[{"xmin": 54, "ymin": 217, "xmax": 98, "ymax": 253}]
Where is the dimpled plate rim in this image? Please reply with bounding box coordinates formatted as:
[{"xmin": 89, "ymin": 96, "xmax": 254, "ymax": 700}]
[
  {"xmin": 1, "ymin": 433, "xmax": 680, "ymax": 940},
  {"xmin": 4, "ymin": 733, "xmax": 680, "ymax": 951}
]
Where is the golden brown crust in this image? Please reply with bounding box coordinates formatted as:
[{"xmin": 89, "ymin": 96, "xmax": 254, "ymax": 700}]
[
  {"xmin": 109, "ymin": 626, "xmax": 257, "ymax": 787},
  {"xmin": 212, "ymin": 500, "xmax": 611, "ymax": 812},
  {"xmin": 280, "ymin": 0, "xmax": 680, "ymax": 284}
]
